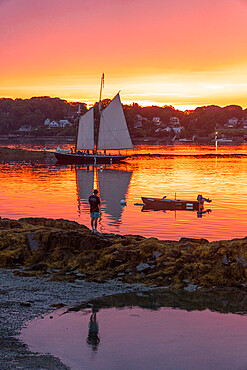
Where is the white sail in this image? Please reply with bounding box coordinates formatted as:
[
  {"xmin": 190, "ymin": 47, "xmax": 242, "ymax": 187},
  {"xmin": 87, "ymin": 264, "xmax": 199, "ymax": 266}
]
[
  {"xmin": 76, "ymin": 108, "xmax": 94, "ymax": 150},
  {"xmin": 97, "ymin": 93, "xmax": 133, "ymax": 150},
  {"xmin": 98, "ymin": 169, "xmax": 132, "ymax": 225}
]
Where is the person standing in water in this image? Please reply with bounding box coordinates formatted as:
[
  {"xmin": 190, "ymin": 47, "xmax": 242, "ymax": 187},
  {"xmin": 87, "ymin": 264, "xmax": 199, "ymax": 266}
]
[{"xmin": 88, "ymin": 189, "xmax": 101, "ymax": 232}]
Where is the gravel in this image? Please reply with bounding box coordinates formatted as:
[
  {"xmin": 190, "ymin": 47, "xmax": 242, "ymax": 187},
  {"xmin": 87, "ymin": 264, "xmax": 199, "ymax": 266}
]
[{"xmin": 0, "ymin": 268, "xmax": 153, "ymax": 369}]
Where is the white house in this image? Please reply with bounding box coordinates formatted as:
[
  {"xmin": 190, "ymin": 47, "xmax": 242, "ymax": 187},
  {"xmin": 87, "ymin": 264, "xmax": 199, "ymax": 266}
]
[
  {"xmin": 153, "ymin": 116, "xmax": 161, "ymax": 125},
  {"xmin": 134, "ymin": 114, "xmax": 147, "ymax": 128},
  {"xmin": 227, "ymin": 117, "xmax": 238, "ymax": 128},
  {"xmin": 164, "ymin": 126, "xmax": 172, "ymax": 132},
  {"xmin": 173, "ymin": 126, "xmax": 183, "ymax": 134},
  {"xmin": 136, "ymin": 114, "xmax": 147, "ymax": 122},
  {"xmin": 169, "ymin": 116, "xmax": 183, "ymax": 134},
  {"xmin": 170, "ymin": 117, "xmax": 180, "ymax": 125},
  {"xmin": 44, "ymin": 119, "xmax": 71, "ymax": 129},
  {"xmin": 48, "ymin": 120, "xmax": 59, "ymax": 128},
  {"xmin": 59, "ymin": 119, "xmax": 70, "ymax": 127},
  {"xmin": 18, "ymin": 125, "xmax": 31, "ymax": 132},
  {"xmin": 134, "ymin": 121, "xmax": 143, "ymax": 129},
  {"xmin": 242, "ymin": 118, "xmax": 247, "ymax": 129},
  {"xmin": 44, "ymin": 118, "xmax": 51, "ymax": 126}
]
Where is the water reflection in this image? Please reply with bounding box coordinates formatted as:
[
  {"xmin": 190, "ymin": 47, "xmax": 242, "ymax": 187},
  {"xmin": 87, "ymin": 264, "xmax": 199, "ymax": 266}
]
[
  {"xmin": 142, "ymin": 205, "xmax": 212, "ymax": 218},
  {"xmin": 0, "ymin": 149, "xmax": 246, "ymax": 240},
  {"xmin": 87, "ymin": 307, "xmax": 100, "ymax": 352},
  {"xmin": 21, "ymin": 288, "xmax": 247, "ymax": 370},
  {"xmin": 68, "ymin": 288, "xmax": 247, "ymax": 316},
  {"xmin": 75, "ymin": 165, "xmax": 132, "ymax": 228}
]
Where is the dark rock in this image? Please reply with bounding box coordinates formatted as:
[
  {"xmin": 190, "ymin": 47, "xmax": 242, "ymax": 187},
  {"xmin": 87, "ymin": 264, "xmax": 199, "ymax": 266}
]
[
  {"xmin": 136, "ymin": 263, "xmax": 151, "ymax": 272},
  {"xmin": 184, "ymin": 283, "xmax": 198, "ymax": 292},
  {"xmin": 222, "ymin": 255, "xmax": 229, "ymax": 266},
  {"xmin": 167, "ymin": 249, "xmax": 182, "ymax": 258},
  {"xmin": 26, "ymin": 232, "xmax": 40, "ymax": 251},
  {"xmin": 20, "ymin": 302, "xmax": 31, "ymax": 307},
  {"xmin": 0, "ymin": 218, "xmax": 23, "ymax": 229},
  {"xmin": 153, "ymin": 251, "xmax": 162, "ymax": 259},
  {"xmin": 179, "ymin": 237, "xmax": 209, "ymax": 244},
  {"xmin": 28, "ymin": 263, "xmax": 47, "ymax": 271},
  {"xmin": 235, "ymin": 254, "xmax": 247, "ymax": 268},
  {"xmin": 49, "ymin": 303, "xmax": 66, "ymax": 309}
]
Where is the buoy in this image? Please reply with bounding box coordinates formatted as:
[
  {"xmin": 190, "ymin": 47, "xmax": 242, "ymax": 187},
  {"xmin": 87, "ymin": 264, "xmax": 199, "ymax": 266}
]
[{"xmin": 120, "ymin": 200, "xmax": 126, "ymax": 205}]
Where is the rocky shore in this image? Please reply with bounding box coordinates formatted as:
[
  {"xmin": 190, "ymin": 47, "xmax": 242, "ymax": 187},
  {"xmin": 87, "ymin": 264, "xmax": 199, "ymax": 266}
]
[
  {"xmin": 1, "ymin": 216, "xmax": 247, "ymax": 368},
  {"xmin": 1, "ymin": 217, "xmax": 247, "ymax": 290}
]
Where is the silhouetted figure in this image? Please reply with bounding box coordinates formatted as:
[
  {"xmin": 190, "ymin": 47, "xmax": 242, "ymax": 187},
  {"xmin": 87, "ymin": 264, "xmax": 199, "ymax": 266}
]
[
  {"xmin": 87, "ymin": 309, "xmax": 100, "ymax": 351},
  {"xmin": 88, "ymin": 189, "xmax": 100, "ymax": 232}
]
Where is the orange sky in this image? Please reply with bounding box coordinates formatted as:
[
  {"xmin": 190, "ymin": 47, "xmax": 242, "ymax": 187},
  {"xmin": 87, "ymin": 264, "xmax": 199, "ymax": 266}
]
[{"xmin": 0, "ymin": 0, "xmax": 247, "ymax": 110}]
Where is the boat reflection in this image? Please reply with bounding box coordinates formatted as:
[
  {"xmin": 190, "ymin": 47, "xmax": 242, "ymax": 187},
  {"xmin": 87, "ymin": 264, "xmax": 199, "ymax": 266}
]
[
  {"xmin": 142, "ymin": 204, "xmax": 212, "ymax": 218},
  {"xmin": 76, "ymin": 165, "xmax": 132, "ymax": 228}
]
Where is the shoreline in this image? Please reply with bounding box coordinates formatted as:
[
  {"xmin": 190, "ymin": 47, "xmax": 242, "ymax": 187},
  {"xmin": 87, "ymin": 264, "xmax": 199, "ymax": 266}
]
[
  {"xmin": 0, "ymin": 135, "xmax": 246, "ymax": 144},
  {"xmin": 0, "ymin": 146, "xmax": 246, "ymax": 162}
]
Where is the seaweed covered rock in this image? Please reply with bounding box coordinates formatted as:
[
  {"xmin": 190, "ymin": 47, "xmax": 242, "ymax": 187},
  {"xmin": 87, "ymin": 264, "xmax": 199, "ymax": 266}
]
[{"xmin": 0, "ymin": 217, "xmax": 247, "ymax": 290}]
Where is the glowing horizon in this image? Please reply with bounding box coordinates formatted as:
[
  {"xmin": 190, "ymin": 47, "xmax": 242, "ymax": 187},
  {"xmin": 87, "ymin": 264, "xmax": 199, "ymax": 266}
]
[{"xmin": 0, "ymin": 0, "xmax": 247, "ymax": 111}]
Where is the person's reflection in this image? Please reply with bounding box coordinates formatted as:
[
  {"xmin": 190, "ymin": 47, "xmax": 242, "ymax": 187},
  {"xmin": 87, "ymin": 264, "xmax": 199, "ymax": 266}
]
[
  {"xmin": 197, "ymin": 208, "xmax": 212, "ymax": 218},
  {"xmin": 87, "ymin": 307, "xmax": 100, "ymax": 351}
]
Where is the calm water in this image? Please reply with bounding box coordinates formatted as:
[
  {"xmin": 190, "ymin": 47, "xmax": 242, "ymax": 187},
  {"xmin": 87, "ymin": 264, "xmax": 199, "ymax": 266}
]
[
  {"xmin": 21, "ymin": 290, "xmax": 247, "ymax": 370},
  {"xmin": 0, "ymin": 143, "xmax": 246, "ymax": 241}
]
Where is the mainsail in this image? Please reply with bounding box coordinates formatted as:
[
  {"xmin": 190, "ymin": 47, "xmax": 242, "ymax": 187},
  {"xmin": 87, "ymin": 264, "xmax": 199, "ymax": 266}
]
[
  {"xmin": 97, "ymin": 93, "xmax": 133, "ymax": 150},
  {"xmin": 76, "ymin": 107, "xmax": 94, "ymax": 150}
]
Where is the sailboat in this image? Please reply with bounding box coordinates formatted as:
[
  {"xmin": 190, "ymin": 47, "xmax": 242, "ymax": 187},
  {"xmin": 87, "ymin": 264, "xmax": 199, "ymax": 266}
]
[{"xmin": 54, "ymin": 74, "xmax": 133, "ymax": 164}]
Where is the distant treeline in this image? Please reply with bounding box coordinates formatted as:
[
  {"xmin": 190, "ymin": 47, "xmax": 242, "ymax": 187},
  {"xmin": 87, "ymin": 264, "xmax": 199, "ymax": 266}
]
[
  {"xmin": 0, "ymin": 96, "xmax": 246, "ymax": 136},
  {"xmin": 0, "ymin": 96, "xmax": 86, "ymax": 133}
]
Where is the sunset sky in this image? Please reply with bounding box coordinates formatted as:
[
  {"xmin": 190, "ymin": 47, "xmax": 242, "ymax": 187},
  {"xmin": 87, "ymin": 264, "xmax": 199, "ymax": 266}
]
[{"xmin": 0, "ymin": 0, "xmax": 247, "ymax": 110}]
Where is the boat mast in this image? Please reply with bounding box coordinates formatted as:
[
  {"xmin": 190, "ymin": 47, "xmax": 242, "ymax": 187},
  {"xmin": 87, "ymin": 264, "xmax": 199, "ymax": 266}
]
[
  {"xmin": 75, "ymin": 104, "xmax": 81, "ymax": 152},
  {"xmin": 96, "ymin": 73, "xmax": 104, "ymax": 151},
  {"xmin": 99, "ymin": 73, "xmax": 104, "ymax": 114}
]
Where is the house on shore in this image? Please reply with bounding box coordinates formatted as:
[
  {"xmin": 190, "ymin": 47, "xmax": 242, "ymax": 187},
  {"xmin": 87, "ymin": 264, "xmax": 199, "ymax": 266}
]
[
  {"xmin": 44, "ymin": 119, "xmax": 71, "ymax": 129},
  {"xmin": 169, "ymin": 117, "xmax": 184, "ymax": 134},
  {"xmin": 134, "ymin": 114, "xmax": 147, "ymax": 129},
  {"xmin": 226, "ymin": 117, "xmax": 238, "ymax": 128}
]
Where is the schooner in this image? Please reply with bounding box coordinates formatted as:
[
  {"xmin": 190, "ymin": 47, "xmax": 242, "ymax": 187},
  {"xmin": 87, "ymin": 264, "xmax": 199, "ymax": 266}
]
[{"xmin": 54, "ymin": 74, "xmax": 133, "ymax": 164}]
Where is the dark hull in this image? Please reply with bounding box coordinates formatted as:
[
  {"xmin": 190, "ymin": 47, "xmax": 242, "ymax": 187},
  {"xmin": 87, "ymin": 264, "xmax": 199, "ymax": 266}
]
[
  {"xmin": 54, "ymin": 152, "xmax": 130, "ymax": 164},
  {"xmin": 141, "ymin": 197, "xmax": 201, "ymax": 211}
]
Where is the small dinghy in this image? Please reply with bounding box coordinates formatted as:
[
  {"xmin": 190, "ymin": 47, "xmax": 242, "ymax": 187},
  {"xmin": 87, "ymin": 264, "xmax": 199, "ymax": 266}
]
[{"xmin": 141, "ymin": 194, "xmax": 211, "ymax": 211}]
